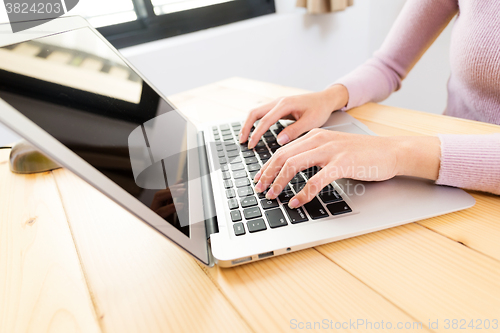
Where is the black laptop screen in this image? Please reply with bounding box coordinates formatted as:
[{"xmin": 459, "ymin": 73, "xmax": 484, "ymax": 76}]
[{"xmin": 0, "ymin": 27, "xmax": 191, "ymax": 237}]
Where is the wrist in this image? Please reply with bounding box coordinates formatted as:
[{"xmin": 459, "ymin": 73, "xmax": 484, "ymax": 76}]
[
  {"xmin": 321, "ymin": 84, "xmax": 349, "ymax": 112},
  {"xmin": 394, "ymin": 136, "xmax": 441, "ymax": 180}
]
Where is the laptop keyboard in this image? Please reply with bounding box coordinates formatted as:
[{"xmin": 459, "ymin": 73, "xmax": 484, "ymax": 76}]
[{"xmin": 212, "ymin": 121, "xmax": 352, "ymax": 237}]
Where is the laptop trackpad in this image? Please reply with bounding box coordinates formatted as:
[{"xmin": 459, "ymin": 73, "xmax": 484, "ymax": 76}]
[{"xmin": 322, "ymin": 123, "xmax": 371, "ymax": 135}]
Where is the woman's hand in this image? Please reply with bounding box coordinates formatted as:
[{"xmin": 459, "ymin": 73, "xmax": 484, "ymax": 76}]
[
  {"xmin": 239, "ymin": 84, "xmax": 349, "ymax": 149},
  {"xmin": 253, "ymin": 129, "xmax": 441, "ymax": 209}
]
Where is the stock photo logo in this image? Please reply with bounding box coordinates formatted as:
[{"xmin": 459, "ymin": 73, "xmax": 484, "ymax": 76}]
[{"xmin": 3, "ymin": 0, "xmax": 79, "ymax": 33}]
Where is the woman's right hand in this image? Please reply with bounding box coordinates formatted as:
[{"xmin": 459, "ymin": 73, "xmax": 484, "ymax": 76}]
[{"xmin": 239, "ymin": 84, "xmax": 349, "ymax": 149}]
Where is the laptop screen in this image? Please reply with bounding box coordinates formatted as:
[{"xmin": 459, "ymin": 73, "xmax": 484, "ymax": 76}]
[{"xmin": 0, "ymin": 27, "xmax": 193, "ymax": 237}]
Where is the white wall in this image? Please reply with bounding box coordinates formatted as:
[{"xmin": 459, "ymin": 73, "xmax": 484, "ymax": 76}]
[{"xmin": 0, "ymin": 0, "xmax": 454, "ymax": 146}]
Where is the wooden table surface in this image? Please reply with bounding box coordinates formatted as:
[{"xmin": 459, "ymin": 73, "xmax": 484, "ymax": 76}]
[{"xmin": 1, "ymin": 78, "xmax": 500, "ymax": 333}]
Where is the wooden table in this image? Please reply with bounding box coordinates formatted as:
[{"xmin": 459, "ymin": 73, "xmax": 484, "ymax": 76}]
[{"xmin": 1, "ymin": 78, "xmax": 500, "ymax": 333}]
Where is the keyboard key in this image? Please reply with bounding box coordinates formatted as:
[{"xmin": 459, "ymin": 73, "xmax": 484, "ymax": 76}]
[
  {"xmin": 319, "ymin": 190, "xmax": 343, "ymax": 204},
  {"xmin": 278, "ymin": 191, "xmax": 294, "ymax": 204},
  {"xmin": 271, "ymin": 147, "xmax": 279, "ymax": 153},
  {"xmin": 222, "ymin": 171, "xmax": 231, "ymax": 180},
  {"xmin": 227, "ymin": 150, "xmax": 239, "ymax": 158},
  {"xmin": 235, "ymin": 178, "xmax": 250, "ymax": 188},
  {"xmin": 303, "ymin": 166, "xmax": 319, "ymax": 177},
  {"xmin": 220, "ymin": 124, "xmax": 230, "ymax": 131},
  {"xmin": 234, "ymin": 222, "xmax": 245, "ymax": 236},
  {"xmin": 290, "ymin": 173, "xmax": 305, "ymax": 185},
  {"xmin": 231, "ymin": 163, "xmax": 245, "ymax": 171},
  {"xmin": 240, "ymin": 144, "xmax": 251, "ymax": 152},
  {"xmin": 233, "ymin": 170, "xmax": 247, "ymax": 179},
  {"xmin": 291, "ymin": 182, "xmax": 306, "ymax": 193},
  {"xmin": 247, "ymin": 218, "xmax": 267, "ymax": 233},
  {"xmin": 215, "ymin": 143, "xmax": 223, "ymax": 151},
  {"xmin": 223, "ymin": 136, "xmax": 234, "ymax": 141},
  {"xmin": 221, "ymin": 165, "xmax": 229, "ymax": 172},
  {"xmin": 260, "ymin": 199, "xmax": 279, "ymax": 210},
  {"xmin": 249, "ymin": 171, "xmax": 259, "ymax": 180},
  {"xmin": 219, "ymin": 157, "xmax": 227, "ymax": 164},
  {"xmin": 226, "ymin": 144, "xmax": 238, "ymax": 151},
  {"xmin": 221, "ymin": 128, "xmax": 231, "ymax": 134},
  {"xmin": 245, "ymin": 157, "xmax": 259, "ymax": 165},
  {"xmin": 257, "ymin": 189, "xmax": 268, "ymax": 199},
  {"xmin": 217, "ymin": 151, "xmax": 225, "ymax": 158},
  {"xmin": 242, "ymin": 151, "xmax": 255, "ymax": 158},
  {"xmin": 304, "ymin": 197, "xmax": 329, "ymax": 220},
  {"xmin": 283, "ymin": 206, "xmax": 308, "ymax": 224},
  {"xmin": 238, "ymin": 186, "xmax": 254, "ymax": 197},
  {"xmin": 268, "ymin": 142, "xmax": 280, "ymax": 150},
  {"xmin": 225, "ymin": 189, "xmax": 236, "ymax": 199},
  {"xmin": 320, "ymin": 184, "xmax": 335, "ymax": 193},
  {"xmin": 244, "ymin": 206, "xmax": 262, "ymax": 220},
  {"xmin": 228, "ymin": 198, "xmax": 239, "ymax": 210},
  {"xmin": 255, "ymin": 141, "xmax": 266, "ymax": 148},
  {"xmin": 263, "ymin": 130, "xmax": 274, "ymax": 138},
  {"xmin": 241, "ymin": 196, "xmax": 258, "ymax": 208},
  {"xmin": 231, "ymin": 210, "xmax": 242, "ymax": 222},
  {"xmin": 223, "ymin": 180, "xmax": 233, "ymax": 189},
  {"xmin": 258, "ymin": 152, "xmax": 271, "ymax": 160},
  {"xmin": 327, "ymin": 201, "xmax": 352, "ymax": 215},
  {"xmin": 265, "ymin": 208, "xmax": 288, "ymax": 228},
  {"xmin": 255, "ymin": 146, "xmax": 269, "ymax": 153},
  {"xmin": 260, "ymin": 158, "xmax": 269, "ymax": 164},
  {"xmin": 247, "ymin": 164, "xmax": 261, "ymax": 172},
  {"xmin": 231, "ymin": 122, "xmax": 241, "ymax": 127},
  {"xmin": 229, "ymin": 156, "xmax": 242, "ymax": 164},
  {"xmin": 212, "ymin": 126, "xmax": 218, "ymax": 131}
]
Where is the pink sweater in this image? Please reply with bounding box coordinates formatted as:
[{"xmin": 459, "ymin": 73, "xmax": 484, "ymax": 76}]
[{"xmin": 335, "ymin": 0, "xmax": 500, "ymax": 195}]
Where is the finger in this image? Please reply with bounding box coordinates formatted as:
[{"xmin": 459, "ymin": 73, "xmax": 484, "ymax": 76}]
[
  {"xmin": 240, "ymin": 100, "xmax": 278, "ymax": 143},
  {"xmin": 151, "ymin": 189, "xmax": 172, "ymax": 210},
  {"xmin": 248, "ymin": 98, "xmax": 295, "ymax": 149},
  {"xmin": 266, "ymin": 148, "xmax": 326, "ymax": 200},
  {"xmin": 155, "ymin": 203, "xmax": 177, "ymax": 219},
  {"xmin": 276, "ymin": 116, "xmax": 316, "ymax": 146},
  {"xmin": 254, "ymin": 137, "xmax": 323, "ymax": 193},
  {"xmin": 289, "ymin": 167, "xmax": 336, "ymax": 208},
  {"xmin": 253, "ymin": 129, "xmax": 324, "ymax": 183}
]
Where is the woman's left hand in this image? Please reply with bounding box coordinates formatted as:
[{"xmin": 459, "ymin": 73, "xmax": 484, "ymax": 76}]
[{"xmin": 253, "ymin": 128, "xmax": 441, "ymax": 209}]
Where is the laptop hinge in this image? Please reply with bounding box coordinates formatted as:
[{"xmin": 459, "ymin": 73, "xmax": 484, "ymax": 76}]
[{"xmin": 197, "ymin": 131, "xmax": 219, "ymax": 239}]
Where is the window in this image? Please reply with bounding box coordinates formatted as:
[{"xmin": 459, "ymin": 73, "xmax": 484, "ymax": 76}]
[{"xmin": 65, "ymin": 0, "xmax": 275, "ymax": 48}]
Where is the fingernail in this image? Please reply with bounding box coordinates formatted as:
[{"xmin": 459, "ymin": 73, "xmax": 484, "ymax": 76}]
[
  {"xmin": 265, "ymin": 188, "xmax": 275, "ymax": 199},
  {"xmin": 255, "ymin": 182, "xmax": 263, "ymax": 193},
  {"xmin": 277, "ymin": 133, "xmax": 290, "ymax": 146},
  {"xmin": 289, "ymin": 198, "xmax": 300, "ymax": 209},
  {"xmin": 239, "ymin": 132, "xmax": 243, "ymax": 143},
  {"xmin": 254, "ymin": 171, "xmax": 261, "ymax": 182}
]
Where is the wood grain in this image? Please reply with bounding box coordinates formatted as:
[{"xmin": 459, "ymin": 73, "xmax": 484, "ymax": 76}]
[
  {"xmin": 0, "ymin": 150, "xmax": 101, "ymax": 333},
  {"xmin": 52, "ymin": 168, "xmax": 252, "ymax": 333},
  {"xmin": 204, "ymin": 248, "xmax": 431, "ymax": 332},
  {"xmin": 316, "ymin": 223, "xmax": 500, "ymax": 332}
]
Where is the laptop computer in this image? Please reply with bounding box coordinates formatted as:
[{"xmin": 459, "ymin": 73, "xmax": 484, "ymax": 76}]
[{"xmin": 0, "ymin": 17, "xmax": 475, "ymax": 267}]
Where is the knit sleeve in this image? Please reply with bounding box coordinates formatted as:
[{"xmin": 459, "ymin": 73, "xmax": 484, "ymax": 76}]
[
  {"xmin": 333, "ymin": 0, "xmax": 458, "ymax": 110},
  {"xmin": 437, "ymin": 134, "xmax": 500, "ymax": 195}
]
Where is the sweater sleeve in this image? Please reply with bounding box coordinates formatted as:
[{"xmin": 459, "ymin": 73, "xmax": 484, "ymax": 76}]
[
  {"xmin": 437, "ymin": 134, "xmax": 500, "ymax": 195},
  {"xmin": 334, "ymin": 0, "xmax": 458, "ymax": 110}
]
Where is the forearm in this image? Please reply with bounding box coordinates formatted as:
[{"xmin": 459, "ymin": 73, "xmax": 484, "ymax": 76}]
[
  {"xmin": 394, "ymin": 136, "xmax": 441, "ymax": 180},
  {"xmin": 320, "ymin": 84, "xmax": 349, "ymax": 112}
]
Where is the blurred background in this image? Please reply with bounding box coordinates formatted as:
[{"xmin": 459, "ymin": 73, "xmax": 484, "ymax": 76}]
[{"xmin": 0, "ymin": 0, "xmax": 453, "ymax": 145}]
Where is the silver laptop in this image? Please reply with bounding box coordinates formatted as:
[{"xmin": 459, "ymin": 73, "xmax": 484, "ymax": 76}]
[{"xmin": 0, "ymin": 17, "xmax": 475, "ymax": 267}]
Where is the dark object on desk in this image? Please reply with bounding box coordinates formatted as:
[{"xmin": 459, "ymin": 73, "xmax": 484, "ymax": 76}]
[{"xmin": 9, "ymin": 140, "xmax": 61, "ymax": 174}]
